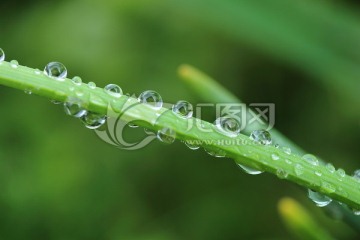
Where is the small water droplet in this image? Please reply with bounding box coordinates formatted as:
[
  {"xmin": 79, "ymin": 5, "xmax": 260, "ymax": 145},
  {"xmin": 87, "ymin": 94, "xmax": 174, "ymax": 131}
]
[
  {"xmin": 249, "ymin": 130, "xmax": 272, "ymax": 145},
  {"xmin": 64, "ymin": 98, "xmax": 87, "ymax": 118},
  {"xmin": 271, "ymin": 154, "xmax": 280, "ymax": 161},
  {"xmin": 321, "ymin": 181, "xmax": 336, "ymax": 193},
  {"xmin": 285, "ymin": 159, "xmax": 292, "ymax": 165},
  {"xmin": 80, "ymin": 111, "xmax": 106, "ymax": 129},
  {"xmin": 215, "ymin": 116, "xmax": 241, "ymax": 137},
  {"xmin": 0, "ymin": 48, "xmax": 5, "ymax": 62},
  {"xmin": 104, "ymin": 84, "xmax": 123, "ymax": 97},
  {"xmin": 294, "ymin": 163, "xmax": 304, "ymax": 176},
  {"xmin": 44, "ymin": 62, "xmax": 67, "ymax": 80},
  {"xmin": 34, "ymin": 69, "xmax": 41, "ymax": 75},
  {"xmin": 24, "ymin": 89, "xmax": 32, "ymax": 95},
  {"xmin": 50, "ymin": 99, "xmax": 62, "ymax": 105},
  {"xmin": 172, "ymin": 100, "xmax": 193, "ymax": 119},
  {"xmin": 274, "ymin": 143, "xmax": 280, "ymax": 148},
  {"xmin": 352, "ymin": 209, "xmax": 360, "ymax": 216},
  {"xmin": 352, "ymin": 169, "xmax": 360, "ymax": 181},
  {"xmin": 204, "ymin": 148, "xmax": 226, "ymax": 158},
  {"xmin": 138, "ymin": 90, "xmax": 163, "ymax": 110},
  {"xmin": 302, "ymin": 154, "xmax": 319, "ymax": 166},
  {"xmin": 10, "ymin": 60, "xmax": 19, "ymax": 68},
  {"xmin": 336, "ymin": 168, "xmax": 345, "ymax": 181},
  {"xmin": 315, "ymin": 170, "xmax": 322, "ymax": 176},
  {"xmin": 308, "ymin": 189, "xmax": 332, "ymax": 207},
  {"xmin": 157, "ymin": 127, "xmax": 175, "ymax": 144},
  {"xmin": 282, "ymin": 147, "xmax": 291, "ymax": 155},
  {"xmin": 276, "ymin": 168, "xmax": 288, "ymax": 179},
  {"xmin": 237, "ymin": 163, "xmax": 263, "ymax": 175},
  {"xmin": 87, "ymin": 82, "xmax": 96, "ymax": 89},
  {"xmin": 326, "ymin": 163, "xmax": 335, "ymax": 173},
  {"xmin": 184, "ymin": 141, "xmax": 200, "ymax": 150},
  {"xmin": 72, "ymin": 76, "xmax": 82, "ymax": 86}
]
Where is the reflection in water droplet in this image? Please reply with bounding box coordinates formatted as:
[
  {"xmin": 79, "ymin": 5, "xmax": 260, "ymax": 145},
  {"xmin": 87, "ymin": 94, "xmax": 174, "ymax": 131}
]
[
  {"xmin": 157, "ymin": 127, "xmax": 176, "ymax": 144},
  {"xmin": 138, "ymin": 90, "xmax": 163, "ymax": 110},
  {"xmin": 302, "ymin": 154, "xmax": 319, "ymax": 166},
  {"xmin": 72, "ymin": 76, "xmax": 82, "ymax": 86},
  {"xmin": 10, "ymin": 60, "xmax": 19, "ymax": 68},
  {"xmin": 249, "ymin": 130, "xmax": 272, "ymax": 145},
  {"xmin": 104, "ymin": 84, "xmax": 123, "ymax": 97},
  {"xmin": 308, "ymin": 189, "xmax": 332, "ymax": 207},
  {"xmin": 0, "ymin": 48, "xmax": 5, "ymax": 62},
  {"xmin": 44, "ymin": 62, "xmax": 67, "ymax": 80},
  {"xmin": 63, "ymin": 98, "xmax": 87, "ymax": 118},
  {"xmin": 237, "ymin": 163, "xmax": 263, "ymax": 175},
  {"xmin": 80, "ymin": 111, "xmax": 106, "ymax": 129},
  {"xmin": 294, "ymin": 164, "xmax": 304, "ymax": 176},
  {"xmin": 215, "ymin": 116, "xmax": 241, "ymax": 138},
  {"xmin": 172, "ymin": 100, "xmax": 193, "ymax": 119},
  {"xmin": 326, "ymin": 163, "xmax": 335, "ymax": 173},
  {"xmin": 87, "ymin": 82, "xmax": 96, "ymax": 89}
]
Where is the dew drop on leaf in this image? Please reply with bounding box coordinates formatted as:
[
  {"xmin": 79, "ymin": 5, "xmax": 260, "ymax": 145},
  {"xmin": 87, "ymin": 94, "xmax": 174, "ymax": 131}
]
[
  {"xmin": 138, "ymin": 90, "xmax": 163, "ymax": 110},
  {"xmin": 308, "ymin": 189, "xmax": 332, "ymax": 207},
  {"xmin": 294, "ymin": 163, "xmax": 304, "ymax": 176},
  {"xmin": 276, "ymin": 168, "xmax": 288, "ymax": 179},
  {"xmin": 10, "ymin": 60, "xmax": 19, "ymax": 68},
  {"xmin": 237, "ymin": 163, "xmax": 263, "ymax": 175},
  {"xmin": 80, "ymin": 111, "xmax": 106, "ymax": 129},
  {"xmin": 63, "ymin": 97, "xmax": 87, "ymax": 118},
  {"xmin": 282, "ymin": 147, "xmax": 291, "ymax": 155},
  {"xmin": 157, "ymin": 127, "xmax": 176, "ymax": 144},
  {"xmin": 215, "ymin": 116, "xmax": 241, "ymax": 138},
  {"xmin": 72, "ymin": 76, "xmax": 82, "ymax": 86},
  {"xmin": 87, "ymin": 82, "xmax": 96, "ymax": 89},
  {"xmin": 172, "ymin": 100, "xmax": 193, "ymax": 119},
  {"xmin": 249, "ymin": 130, "xmax": 272, "ymax": 145},
  {"xmin": 271, "ymin": 154, "xmax": 280, "ymax": 161},
  {"xmin": 44, "ymin": 62, "xmax": 67, "ymax": 80},
  {"xmin": 325, "ymin": 163, "xmax": 335, "ymax": 173},
  {"xmin": 104, "ymin": 84, "xmax": 123, "ymax": 98},
  {"xmin": 302, "ymin": 154, "xmax": 319, "ymax": 166}
]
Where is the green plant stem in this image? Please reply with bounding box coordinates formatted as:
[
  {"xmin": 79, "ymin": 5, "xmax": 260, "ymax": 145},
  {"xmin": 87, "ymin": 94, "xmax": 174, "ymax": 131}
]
[{"xmin": 0, "ymin": 61, "xmax": 359, "ymax": 210}]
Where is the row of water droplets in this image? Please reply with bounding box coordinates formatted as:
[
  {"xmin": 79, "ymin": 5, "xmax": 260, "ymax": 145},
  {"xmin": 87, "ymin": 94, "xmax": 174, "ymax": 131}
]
[{"xmin": 2, "ymin": 48, "xmax": 360, "ymax": 214}]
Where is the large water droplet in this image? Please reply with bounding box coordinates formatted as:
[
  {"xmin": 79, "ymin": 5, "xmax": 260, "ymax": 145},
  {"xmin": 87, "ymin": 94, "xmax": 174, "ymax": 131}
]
[
  {"xmin": 157, "ymin": 127, "xmax": 175, "ymax": 144},
  {"xmin": 104, "ymin": 84, "xmax": 123, "ymax": 97},
  {"xmin": 64, "ymin": 98, "xmax": 87, "ymax": 118},
  {"xmin": 215, "ymin": 116, "xmax": 241, "ymax": 137},
  {"xmin": 172, "ymin": 100, "xmax": 193, "ymax": 119},
  {"xmin": 87, "ymin": 82, "xmax": 96, "ymax": 89},
  {"xmin": 308, "ymin": 189, "xmax": 332, "ymax": 207},
  {"xmin": 237, "ymin": 163, "xmax": 263, "ymax": 175},
  {"xmin": 80, "ymin": 111, "xmax": 106, "ymax": 129},
  {"xmin": 138, "ymin": 90, "xmax": 163, "ymax": 110},
  {"xmin": 72, "ymin": 76, "xmax": 82, "ymax": 86},
  {"xmin": 0, "ymin": 48, "xmax": 5, "ymax": 62},
  {"xmin": 326, "ymin": 163, "xmax": 335, "ymax": 173},
  {"xmin": 250, "ymin": 130, "xmax": 272, "ymax": 145},
  {"xmin": 44, "ymin": 62, "xmax": 67, "ymax": 80},
  {"xmin": 10, "ymin": 60, "xmax": 19, "ymax": 68},
  {"xmin": 336, "ymin": 168, "xmax": 345, "ymax": 181},
  {"xmin": 294, "ymin": 163, "xmax": 304, "ymax": 176},
  {"xmin": 302, "ymin": 154, "xmax": 319, "ymax": 166},
  {"xmin": 276, "ymin": 168, "xmax": 288, "ymax": 179}
]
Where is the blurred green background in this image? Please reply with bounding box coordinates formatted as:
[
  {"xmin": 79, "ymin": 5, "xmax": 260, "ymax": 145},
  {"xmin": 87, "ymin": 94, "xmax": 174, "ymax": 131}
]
[{"xmin": 0, "ymin": 0, "xmax": 359, "ymax": 239}]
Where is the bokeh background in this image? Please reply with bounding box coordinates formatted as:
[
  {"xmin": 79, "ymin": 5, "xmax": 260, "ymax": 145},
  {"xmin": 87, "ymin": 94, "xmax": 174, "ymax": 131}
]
[{"xmin": 0, "ymin": 0, "xmax": 360, "ymax": 239}]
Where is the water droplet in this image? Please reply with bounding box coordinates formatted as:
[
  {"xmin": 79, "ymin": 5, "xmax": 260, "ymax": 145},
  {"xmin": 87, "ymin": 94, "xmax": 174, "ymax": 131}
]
[
  {"xmin": 104, "ymin": 84, "xmax": 123, "ymax": 97},
  {"xmin": 274, "ymin": 143, "xmax": 280, "ymax": 148},
  {"xmin": 172, "ymin": 100, "xmax": 193, "ymax": 119},
  {"xmin": 276, "ymin": 168, "xmax": 288, "ymax": 179},
  {"xmin": 184, "ymin": 141, "xmax": 200, "ymax": 150},
  {"xmin": 215, "ymin": 116, "xmax": 241, "ymax": 137},
  {"xmin": 63, "ymin": 98, "xmax": 87, "ymax": 118},
  {"xmin": 285, "ymin": 159, "xmax": 292, "ymax": 165},
  {"xmin": 10, "ymin": 60, "xmax": 18, "ymax": 68},
  {"xmin": 352, "ymin": 169, "xmax": 360, "ymax": 181},
  {"xmin": 138, "ymin": 90, "xmax": 163, "ymax": 110},
  {"xmin": 302, "ymin": 154, "xmax": 319, "ymax": 166},
  {"xmin": 237, "ymin": 163, "xmax": 263, "ymax": 175},
  {"xmin": 294, "ymin": 163, "xmax": 304, "ymax": 176},
  {"xmin": 271, "ymin": 154, "xmax": 280, "ymax": 161},
  {"xmin": 282, "ymin": 147, "xmax": 291, "ymax": 155},
  {"xmin": 80, "ymin": 111, "xmax": 106, "ymax": 129},
  {"xmin": 157, "ymin": 127, "xmax": 175, "ymax": 144},
  {"xmin": 308, "ymin": 189, "xmax": 332, "ymax": 207},
  {"xmin": 204, "ymin": 148, "xmax": 226, "ymax": 158},
  {"xmin": 72, "ymin": 76, "xmax": 82, "ymax": 86},
  {"xmin": 50, "ymin": 99, "xmax": 62, "ymax": 105},
  {"xmin": 249, "ymin": 130, "xmax": 272, "ymax": 145},
  {"xmin": 0, "ymin": 48, "xmax": 5, "ymax": 62},
  {"xmin": 352, "ymin": 209, "xmax": 360, "ymax": 216},
  {"xmin": 87, "ymin": 82, "xmax": 96, "ymax": 89},
  {"xmin": 315, "ymin": 170, "xmax": 322, "ymax": 176},
  {"xmin": 336, "ymin": 168, "xmax": 345, "ymax": 181},
  {"xmin": 34, "ymin": 69, "xmax": 41, "ymax": 75},
  {"xmin": 44, "ymin": 62, "xmax": 67, "ymax": 80},
  {"xmin": 24, "ymin": 89, "xmax": 32, "ymax": 95},
  {"xmin": 326, "ymin": 163, "xmax": 335, "ymax": 173}
]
